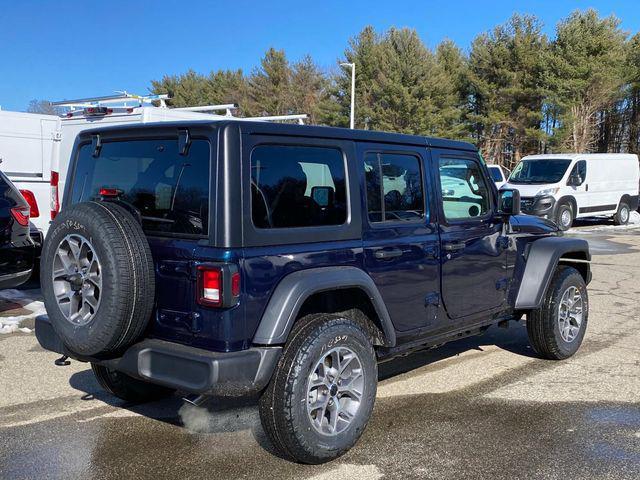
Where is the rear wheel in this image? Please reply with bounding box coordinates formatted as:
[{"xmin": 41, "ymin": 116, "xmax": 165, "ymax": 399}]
[
  {"xmin": 259, "ymin": 313, "xmax": 377, "ymax": 464},
  {"xmin": 527, "ymin": 266, "xmax": 588, "ymax": 360},
  {"xmin": 555, "ymin": 203, "xmax": 574, "ymax": 231},
  {"xmin": 91, "ymin": 364, "xmax": 174, "ymax": 403},
  {"xmin": 614, "ymin": 202, "xmax": 630, "ymax": 225}
]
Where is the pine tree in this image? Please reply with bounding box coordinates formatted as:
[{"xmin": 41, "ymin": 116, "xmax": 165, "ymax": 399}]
[
  {"xmin": 467, "ymin": 14, "xmax": 549, "ymax": 167},
  {"xmin": 150, "ymin": 69, "xmax": 247, "ymax": 109},
  {"xmin": 548, "ymin": 9, "xmax": 627, "ymax": 152},
  {"xmin": 624, "ymin": 33, "xmax": 640, "ymax": 154},
  {"xmin": 247, "ymin": 48, "xmax": 292, "ymax": 116},
  {"xmin": 434, "ymin": 39, "xmax": 469, "ymax": 140},
  {"xmin": 322, "ymin": 26, "xmax": 466, "ymax": 136},
  {"xmin": 290, "ymin": 55, "xmax": 329, "ymax": 124}
]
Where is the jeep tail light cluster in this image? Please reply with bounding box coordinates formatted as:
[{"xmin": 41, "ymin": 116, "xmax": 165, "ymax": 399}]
[{"xmin": 196, "ymin": 264, "xmax": 241, "ymax": 308}]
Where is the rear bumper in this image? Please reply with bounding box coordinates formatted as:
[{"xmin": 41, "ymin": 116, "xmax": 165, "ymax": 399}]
[
  {"xmin": 35, "ymin": 316, "xmax": 281, "ymax": 396},
  {"xmin": 29, "ymin": 227, "xmax": 43, "ymax": 258}
]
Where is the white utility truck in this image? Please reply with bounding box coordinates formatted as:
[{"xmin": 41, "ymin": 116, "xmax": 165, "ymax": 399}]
[
  {"xmin": 0, "ymin": 93, "xmax": 307, "ymax": 241},
  {"xmin": 0, "ymin": 110, "xmax": 60, "ymax": 242},
  {"xmin": 503, "ymin": 153, "xmax": 640, "ymax": 230}
]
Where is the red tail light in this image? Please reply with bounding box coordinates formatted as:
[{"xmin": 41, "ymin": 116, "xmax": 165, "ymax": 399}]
[
  {"xmin": 231, "ymin": 272, "xmax": 241, "ymax": 297},
  {"xmin": 11, "ymin": 206, "xmax": 30, "ymax": 227},
  {"xmin": 19, "ymin": 190, "xmax": 39, "ymax": 218},
  {"xmin": 197, "ymin": 266, "xmax": 222, "ymax": 307},
  {"xmin": 51, "ymin": 171, "xmax": 60, "ymax": 220},
  {"xmin": 99, "ymin": 187, "xmax": 122, "ymax": 198},
  {"xmin": 196, "ymin": 265, "xmax": 241, "ymax": 308}
]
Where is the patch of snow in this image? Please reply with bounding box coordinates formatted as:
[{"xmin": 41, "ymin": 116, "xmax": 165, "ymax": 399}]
[
  {"xmin": 568, "ymin": 211, "xmax": 640, "ymax": 234},
  {"xmin": 0, "ymin": 289, "xmax": 45, "ymax": 334}
]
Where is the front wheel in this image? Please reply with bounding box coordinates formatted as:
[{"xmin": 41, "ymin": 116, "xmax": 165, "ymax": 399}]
[
  {"xmin": 526, "ymin": 266, "xmax": 588, "ymax": 360},
  {"xmin": 555, "ymin": 203, "xmax": 574, "ymax": 231},
  {"xmin": 614, "ymin": 202, "xmax": 630, "ymax": 225},
  {"xmin": 259, "ymin": 314, "xmax": 377, "ymax": 464}
]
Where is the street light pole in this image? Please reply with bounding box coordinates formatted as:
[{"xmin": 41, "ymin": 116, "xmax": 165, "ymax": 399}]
[{"xmin": 340, "ymin": 62, "xmax": 355, "ymax": 129}]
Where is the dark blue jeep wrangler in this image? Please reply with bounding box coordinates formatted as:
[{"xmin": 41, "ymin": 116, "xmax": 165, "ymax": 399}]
[{"xmin": 36, "ymin": 121, "xmax": 591, "ymax": 463}]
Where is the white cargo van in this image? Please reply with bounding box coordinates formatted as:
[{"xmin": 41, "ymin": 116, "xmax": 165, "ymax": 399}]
[
  {"xmin": 503, "ymin": 153, "xmax": 640, "ymax": 230},
  {"xmin": 0, "ymin": 110, "xmax": 60, "ymax": 243},
  {"xmin": 0, "ymin": 93, "xmax": 307, "ymax": 240}
]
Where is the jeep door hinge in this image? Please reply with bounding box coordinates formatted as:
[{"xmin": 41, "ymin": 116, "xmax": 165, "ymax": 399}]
[{"xmin": 424, "ymin": 292, "xmax": 440, "ymax": 326}]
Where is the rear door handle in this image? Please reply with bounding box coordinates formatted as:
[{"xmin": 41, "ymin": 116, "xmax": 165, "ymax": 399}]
[
  {"xmin": 423, "ymin": 245, "xmax": 439, "ymax": 259},
  {"xmin": 374, "ymin": 248, "xmax": 403, "ymax": 260},
  {"xmin": 443, "ymin": 241, "xmax": 465, "ymax": 252}
]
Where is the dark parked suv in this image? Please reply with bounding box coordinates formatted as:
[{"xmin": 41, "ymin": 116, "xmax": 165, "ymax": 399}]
[
  {"xmin": 36, "ymin": 121, "xmax": 591, "ymax": 463},
  {"xmin": 0, "ymin": 171, "xmax": 35, "ymax": 289}
]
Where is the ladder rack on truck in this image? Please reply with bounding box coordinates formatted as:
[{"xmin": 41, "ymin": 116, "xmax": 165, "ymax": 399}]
[{"xmin": 52, "ymin": 92, "xmax": 308, "ymax": 124}]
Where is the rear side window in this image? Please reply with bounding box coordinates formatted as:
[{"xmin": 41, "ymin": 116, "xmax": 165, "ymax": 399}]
[
  {"xmin": 364, "ymin": 152, "xmax": 424, "ymax": 222},
  {"xmin": 71, "ymin": 139, "xmax": 210, "ymax": 236},
  {"xmin": 251, "ymin": 145, "xmax": 347, "ymax": 228}
]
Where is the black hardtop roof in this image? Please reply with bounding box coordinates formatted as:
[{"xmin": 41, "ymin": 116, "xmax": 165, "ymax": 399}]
[{"xmin": 77, "ymin": 119, "xmax": 477, "ymax": 152}]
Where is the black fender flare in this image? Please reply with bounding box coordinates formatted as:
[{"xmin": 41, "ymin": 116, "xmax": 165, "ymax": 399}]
[
  {"xmin": 515, "ymin": 236, "xmax": 591, "ymax": 310},
  {"xmin": 554, "ymin": 195, "xmax": 577, "ymax": 217},
  {"xmin": 252, "ymin": 266, "xmax": 396, "ymax": 346},
  {"xmin": 620, "ymin": 193, "xmax": 639, "ymax": 211}
]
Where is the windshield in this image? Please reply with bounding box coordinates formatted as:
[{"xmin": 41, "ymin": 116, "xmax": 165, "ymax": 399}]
[
  {"xmin": 488, "ymin": 166, "xmax": 503, "ymax": 182},
  {"xmin": 509, "ymin": 159, "xmax": 572, "ymax": 184}
]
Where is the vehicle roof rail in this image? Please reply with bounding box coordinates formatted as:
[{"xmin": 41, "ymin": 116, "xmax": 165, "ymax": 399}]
[{"xmin": 244, "ymin": 114, "xmax": 308, "ymax": 125}]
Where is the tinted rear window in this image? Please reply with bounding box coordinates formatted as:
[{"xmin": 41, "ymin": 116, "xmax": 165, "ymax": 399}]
[
  {"xmin": 71, "ymin": 139, "xmax": 210, "ymax": 236},
  {"xmin": 251, "ymin": 145, "xmax": 347, "ymax": 228}
]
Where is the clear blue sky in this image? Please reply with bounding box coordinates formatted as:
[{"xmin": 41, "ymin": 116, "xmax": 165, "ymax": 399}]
[{"xmin": 1, "ymin": 0, "xmax": 638, "ymax": 112}]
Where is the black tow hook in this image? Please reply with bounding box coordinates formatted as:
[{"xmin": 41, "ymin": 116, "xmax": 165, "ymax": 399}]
[{"xmin": 54, "ymin": 355, "xmax": 71, "ymax": 366}]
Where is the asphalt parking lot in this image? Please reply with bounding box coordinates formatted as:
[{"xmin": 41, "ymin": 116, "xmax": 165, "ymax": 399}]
[{"xmin": 1, "ymin": 222, "xmax": 639, "ymax": 480}]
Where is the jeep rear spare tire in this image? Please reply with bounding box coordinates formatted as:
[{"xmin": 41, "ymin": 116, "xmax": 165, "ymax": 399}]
[{"xmin": 41, "ymin": 201, "xmax": 155, "ymax": 357}]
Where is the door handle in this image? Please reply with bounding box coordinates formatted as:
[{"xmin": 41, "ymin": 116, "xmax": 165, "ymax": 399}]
[
  {"xmin": 423, "ymin": 245, "xmax": 439, "ymax": 259},
  {"xmin": 374, "ymin": 248, "xmax": 403, "ymax": 260},
  {"xmin": 443, "ymin": 241, "xmax": 465, "ymax": 252}
]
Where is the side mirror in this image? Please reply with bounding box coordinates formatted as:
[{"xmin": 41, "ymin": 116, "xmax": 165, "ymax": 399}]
[
  {"xmin": 311, "ymin": 186, "xmax": 333, "ymax": 207},
  {"xmin": 498, "ymin": 189, "xmax": 521, "ymax": 216},
  {"xmin": 568, "ymin": 174, "xmax": 583, "ymax": 186}
]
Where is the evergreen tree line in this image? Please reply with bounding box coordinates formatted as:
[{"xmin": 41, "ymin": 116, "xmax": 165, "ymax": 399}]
[{"xmin": 147, "ymin": 9, "xmax": 638, "ymax": 167}]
